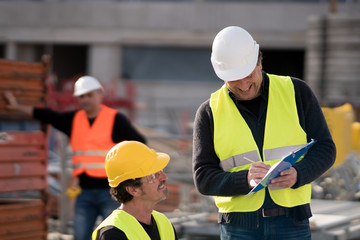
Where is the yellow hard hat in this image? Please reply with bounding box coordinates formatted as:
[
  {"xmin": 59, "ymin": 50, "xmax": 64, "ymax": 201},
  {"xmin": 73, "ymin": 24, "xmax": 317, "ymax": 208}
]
[{"xmin": 105, "ymin": 141, "xmax": 170, "ymax": 187}]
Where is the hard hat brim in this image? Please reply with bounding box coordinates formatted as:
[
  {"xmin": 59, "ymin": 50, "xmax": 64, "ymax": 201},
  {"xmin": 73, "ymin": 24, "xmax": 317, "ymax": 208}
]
[
  {"xmin": 212, "ymin": 44, "xmax": 259, "ymax": 81},
  {"xmin": 108, "ymin": 152, "xmax": 170, "ymax": 188},
  {"xmin": 73, "ymin": 86, "xmax": 103, "ymax": 97},
  {"xmin": 147, "ymin": 152, "xmax": 170, "ymax": 176}
]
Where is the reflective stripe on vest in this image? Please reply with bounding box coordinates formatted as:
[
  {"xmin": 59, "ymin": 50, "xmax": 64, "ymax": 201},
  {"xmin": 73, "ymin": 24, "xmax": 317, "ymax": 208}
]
[
  {"xmin": 92, "ymin": 210, "xmax": 176, "ymax": 240},
  {"xmin": 72, "ymin": 150, "xmax": 109, "ymax": 156},
  {"xmin": 210, "ymin": 74, "xmax": 310, "ymax": 213},
  {"xmin": 70, "ymin": 105, "xmax": 117, "ymax": 178},
  {"xmin": 72, "ymin": 162, "xmax": 104, "ymax": 170},
  {"xmin": 220, "ymin": 144, "xmax": 304, "ymax": 171}
]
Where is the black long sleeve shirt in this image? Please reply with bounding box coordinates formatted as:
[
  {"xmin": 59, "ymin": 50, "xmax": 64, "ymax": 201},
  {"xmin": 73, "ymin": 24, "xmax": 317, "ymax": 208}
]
[
  {"xmin": 192, "ymin": 72, "xmax": 336, "ymax": 227},
  {"xmin": 34, "ymin": 107, "xmax": 146, "ymax": 189}
]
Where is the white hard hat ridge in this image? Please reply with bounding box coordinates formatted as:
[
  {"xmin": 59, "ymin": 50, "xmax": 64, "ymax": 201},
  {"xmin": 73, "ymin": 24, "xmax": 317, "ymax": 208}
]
[
  {"xmin": 211, "ymin": 26, "xmax": 259, "ymax": 81},
  {"xmin": 73, "ymin": 75, "xmax": 104, "ymax": 96}
]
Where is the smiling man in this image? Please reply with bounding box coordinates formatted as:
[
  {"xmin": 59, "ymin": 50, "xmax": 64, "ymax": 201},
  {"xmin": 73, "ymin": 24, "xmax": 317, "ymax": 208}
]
[
  {"xmin": 92, "ymin": 141, "xmax": 178, "ymax": 240},
  {"xmin": 192, "ymin": 26, "xmax": 336, "ymax": 239},
  {"xmin": 4, "ymin": 76, "xmax": 146, "ymax": 240}
]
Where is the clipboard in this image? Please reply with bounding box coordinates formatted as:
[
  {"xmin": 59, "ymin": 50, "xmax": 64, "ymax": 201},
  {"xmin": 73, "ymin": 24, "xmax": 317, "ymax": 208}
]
[{"xmin": 246, "ymin": 139, "xmax": 317, "ymax": 196}]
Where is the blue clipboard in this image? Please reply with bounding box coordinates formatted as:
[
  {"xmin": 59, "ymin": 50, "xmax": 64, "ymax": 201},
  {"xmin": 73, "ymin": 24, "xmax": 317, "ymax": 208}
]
[{"xmin": 246, "ymin": 139, "xmax": 317, "ymax": 196}]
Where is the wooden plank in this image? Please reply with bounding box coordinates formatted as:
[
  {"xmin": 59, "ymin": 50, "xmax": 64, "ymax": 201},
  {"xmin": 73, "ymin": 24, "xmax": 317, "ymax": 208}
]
[
  {"xmin": 0, "ymin": 147, "xmax": 46, "ymax": 161},
  {"xmin": 0, "ymin": 231, "xmax": 46, "ymax": 240},
  {"xmin": 0, "ymin": 199, "xmax": 44, "ymax": 223},
  {"xmin": 0, "ymin": 59, "xmax": 45, "ymax": 74},
  {"xmin": 0, "ymin": 64, "xmax": 45, "ymax": 75},
  {"xmin": 0, "ymin": 132, "xmax": 45, "ymax": 146},
  {"xmin": 0, "ymin": 58, "xmax": 49, "ymax": 120},
  {"xmin": 0, "ymin": 198, "xmax": 44, "ymax": 208},
  {"xmin": 0, "ymin": 80, "xmax": 45, "ymax": 91},
  {"xmin": 0, "ymin": 70, "xmax": 45, "ymax": 80},
  {"xmin": 0, "ymin": 177, "xmax": 46, "ymax": 192},
  {"xmin": 0, "ymin": 75, "xmax": 45, "ymax": 83},
  {"xmin": 0, "ymin": 219, "xmax": 46, "ymax": 235},
  {"xmin": 0, "ymin": 162, "xmax": 46, "ymax": 178},
  {"xmin": 0, "ymin": 76, "xmax": 44, "ymax": 83},
  {"xmin": 0, "ymin": 199, "xmax": 46, "ymax": 239},
  {"xmin": 0, "ymin": 90, "xmax": 45, "ymax": 100}
]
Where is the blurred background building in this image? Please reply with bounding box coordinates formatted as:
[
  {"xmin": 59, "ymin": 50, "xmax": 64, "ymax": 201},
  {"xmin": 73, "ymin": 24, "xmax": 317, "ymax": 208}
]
[
  {"xmin": 1, "ymin": 0, "xmax": 359, "ymax": 134},
  {"xmin": 1, "ymin": 1, "xmax": 360, "ymax": 239}
]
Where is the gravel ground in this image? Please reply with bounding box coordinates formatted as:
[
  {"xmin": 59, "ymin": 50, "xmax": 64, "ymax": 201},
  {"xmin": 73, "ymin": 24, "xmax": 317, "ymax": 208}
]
[{"xmin": 47, "ymin": 218, "xmax": 73, "ymax": 240}]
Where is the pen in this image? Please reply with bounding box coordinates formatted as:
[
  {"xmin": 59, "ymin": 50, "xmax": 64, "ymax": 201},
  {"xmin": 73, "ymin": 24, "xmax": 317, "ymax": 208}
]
[{"xmin": 243, "ymin": 157, "xmax": 256, "ymax": 163}]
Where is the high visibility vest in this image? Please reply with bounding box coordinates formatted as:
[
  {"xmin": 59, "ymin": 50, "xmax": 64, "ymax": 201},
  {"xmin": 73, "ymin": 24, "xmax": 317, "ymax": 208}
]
[
  {"xmin": 92, "ymin": 209, "xmax": 176, "ymax": 240},
  {"xmin": 70, "ymin": 104, "xmax": 117, "ymax": 178},
  {"xmin": 210, "ymin": 74, "xmax": 311, "ymax": 213}
]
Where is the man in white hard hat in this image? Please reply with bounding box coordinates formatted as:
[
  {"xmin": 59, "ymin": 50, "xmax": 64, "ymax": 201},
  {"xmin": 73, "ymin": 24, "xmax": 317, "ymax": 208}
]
[
  {"xmin": 4, "ymin": 75, "xmax": 146, "ymax": 240},
  {"xmin": 92, "ymin": 141, "xmax": 178, "ymax": 240},
  {"xmin": 192, "ymin": 26, "xmax": 336, "ymax": 239}
]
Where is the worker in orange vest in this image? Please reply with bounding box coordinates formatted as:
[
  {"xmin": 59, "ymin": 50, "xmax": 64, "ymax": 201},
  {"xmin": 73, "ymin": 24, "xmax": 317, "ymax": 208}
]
[{"xmin": 4, "ymin": 76, "xmax": 146, "ymax": 240}]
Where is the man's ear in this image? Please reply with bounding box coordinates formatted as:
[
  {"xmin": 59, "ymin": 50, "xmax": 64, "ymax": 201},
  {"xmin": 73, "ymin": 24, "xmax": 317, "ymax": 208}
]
[{"xmin": 125, "ymin": 185, "xmax": 141, "ymax": 197}]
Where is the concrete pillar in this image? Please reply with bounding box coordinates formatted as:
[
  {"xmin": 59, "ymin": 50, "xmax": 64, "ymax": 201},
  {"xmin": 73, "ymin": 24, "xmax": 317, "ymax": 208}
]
[
  {"xmin": 88, "ymin": 44, "xmax": 121, "ymax": 83},
  {"xmin": 16, "ymin": 44, "xmax": 38, "ymax": 62},
  {"xmin": 5, "ymin": 42, "xmax": 17, "ymax": 60}
]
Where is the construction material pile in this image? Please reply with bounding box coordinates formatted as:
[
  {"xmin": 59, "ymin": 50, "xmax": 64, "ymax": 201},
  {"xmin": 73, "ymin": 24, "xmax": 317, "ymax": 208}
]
[{"xmin": 312, "ymin": 152, "xmax": 360, "ymax": 201}]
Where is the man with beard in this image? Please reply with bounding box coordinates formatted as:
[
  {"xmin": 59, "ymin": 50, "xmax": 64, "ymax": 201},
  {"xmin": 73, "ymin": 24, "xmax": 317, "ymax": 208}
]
[
  {"xmin": 92, "ymin": 141, "xmax": 178, "ymax": 240},
  {"xmin": 4, "ymin": 76, "xmax": 146, "ymax": 240}
]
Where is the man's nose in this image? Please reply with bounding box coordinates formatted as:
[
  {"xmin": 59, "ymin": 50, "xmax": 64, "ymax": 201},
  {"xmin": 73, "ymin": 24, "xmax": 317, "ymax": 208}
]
[
  {"xmin": 235, "ymin": 78, "xmax": 251, "ymax": 89},
  {"xmin": 160, "ymin": 171, "xmax": 168, "ymax": 181}
]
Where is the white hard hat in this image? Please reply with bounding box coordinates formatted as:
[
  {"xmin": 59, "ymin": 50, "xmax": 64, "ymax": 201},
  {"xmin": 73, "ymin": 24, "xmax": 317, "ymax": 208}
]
[
  {"xmin": 73, "ymin": 76, "xmax": 103, "ymax": 97},
  {"xmin": 211, "ymin": 26, "xmax": 259, "ymax": 81}
]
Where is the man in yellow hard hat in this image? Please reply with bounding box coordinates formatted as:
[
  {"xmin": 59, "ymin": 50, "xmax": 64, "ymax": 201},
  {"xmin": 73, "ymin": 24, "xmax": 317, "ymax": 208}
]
[
  {"xmin": 192, "ymin": 26, "xmax": 336, "ymax": 239},
  {"xmin": 4, "ymin": 76, "xmax": 146, "ymax": 240},
  {"xmin": 92, "ymin": 140, "xmax": 178, "ymax": 240}
]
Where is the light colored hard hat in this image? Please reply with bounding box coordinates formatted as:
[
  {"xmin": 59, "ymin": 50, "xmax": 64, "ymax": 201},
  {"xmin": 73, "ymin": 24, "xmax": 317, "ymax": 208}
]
[
  {"xmin": 73, "ymin": 76, "xmax": 103, "ymax": 97},
  {"xmin": 105, "ymin": 141, "xmax": 170, "ymax": 187},
  {"xmin": 211, "ymin": 26, "xmax": 259, "ymax": 81}
]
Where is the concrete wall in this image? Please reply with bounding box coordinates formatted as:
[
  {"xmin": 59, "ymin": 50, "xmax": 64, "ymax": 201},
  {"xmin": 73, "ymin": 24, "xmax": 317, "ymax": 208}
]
[
  {"xmin": 0, "ymin": 2, "xmax": 346, "ymax": 49},
  {"xmin": 1, "ymin": 1, "xmax": 359, "ymax": 132},
  {"xmin": 1, "ymin": 1, "xmax": 357, "ymax": 79},
  {"xmin": 305, "ymin": 14, "xmax": 360, "ymax": 104}
]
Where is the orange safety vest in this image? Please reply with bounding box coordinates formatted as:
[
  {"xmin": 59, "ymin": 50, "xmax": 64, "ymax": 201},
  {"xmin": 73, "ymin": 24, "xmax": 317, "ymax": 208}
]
[{"xmin": 70, "ymin": 104, "xmax": 117, "ymax": 178}]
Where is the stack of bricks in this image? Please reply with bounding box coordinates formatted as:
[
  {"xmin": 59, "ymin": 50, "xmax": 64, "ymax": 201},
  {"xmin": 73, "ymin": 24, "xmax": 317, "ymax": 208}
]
[{"xmin": 0, "ymin": 57, "xmax": 50, "ymax": 240}]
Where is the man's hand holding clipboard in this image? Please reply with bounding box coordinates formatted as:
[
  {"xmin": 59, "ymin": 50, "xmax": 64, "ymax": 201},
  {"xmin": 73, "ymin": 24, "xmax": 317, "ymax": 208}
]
[{"xmin": 247, "ymin": 139, "xmax": 317, "ymax": 196}]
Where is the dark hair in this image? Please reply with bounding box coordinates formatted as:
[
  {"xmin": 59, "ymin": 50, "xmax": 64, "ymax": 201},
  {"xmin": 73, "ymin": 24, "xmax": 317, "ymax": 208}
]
[
  {"xmin": 110, "ymin": 178, "xmax": 142, "ymax": 204},
  {"xmin": 257, "ymin": 50, "xmax": 263, "ymax": 65}
]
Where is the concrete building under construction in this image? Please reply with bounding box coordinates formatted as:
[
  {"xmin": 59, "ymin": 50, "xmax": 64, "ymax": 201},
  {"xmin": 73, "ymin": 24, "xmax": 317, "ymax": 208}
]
[
  {"xmin": 1, "ymin": 1, "xmax": 360, "ymax": 240},
  {"xmin": 1, "ymin": 0, "xmax": 359, "ymax": 133}
]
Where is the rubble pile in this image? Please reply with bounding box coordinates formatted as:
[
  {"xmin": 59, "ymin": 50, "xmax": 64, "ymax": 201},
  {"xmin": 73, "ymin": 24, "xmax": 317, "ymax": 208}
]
[{"xmin": 312, "ymin": 153, "xmax": 360, "ymax": 201}]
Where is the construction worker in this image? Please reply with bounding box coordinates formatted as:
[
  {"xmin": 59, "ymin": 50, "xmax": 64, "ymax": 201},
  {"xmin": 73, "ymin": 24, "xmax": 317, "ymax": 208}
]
[
  {"xmin": 4, "ymin": 76, "xmax": 146, "ymax": 240},
  {"xmin": 92, "ymin": 140, "xmax": 178, "ymax": 240},
  {"xmin": 192, "ymin": 26, "xmax": 336, "ymax": 239}
]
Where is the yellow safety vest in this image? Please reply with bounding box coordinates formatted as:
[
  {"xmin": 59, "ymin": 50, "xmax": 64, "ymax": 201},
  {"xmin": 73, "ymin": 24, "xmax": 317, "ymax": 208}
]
[
  {"xmin": 210, "ymin": 74, "xmax": 311, "ymax": 213},
  {"xmin": 92, "ymin": 209, "xmax": 176, "ymax": 240}
]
